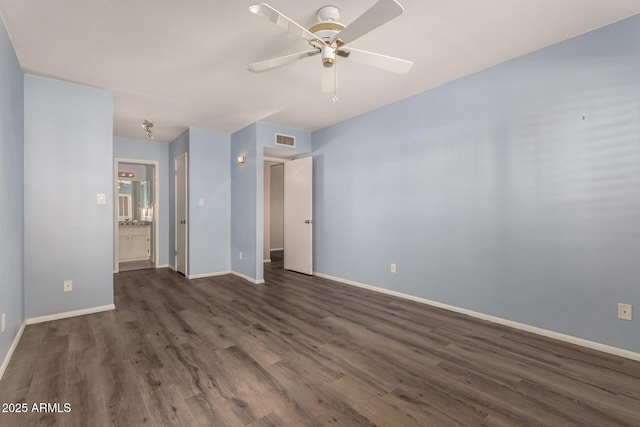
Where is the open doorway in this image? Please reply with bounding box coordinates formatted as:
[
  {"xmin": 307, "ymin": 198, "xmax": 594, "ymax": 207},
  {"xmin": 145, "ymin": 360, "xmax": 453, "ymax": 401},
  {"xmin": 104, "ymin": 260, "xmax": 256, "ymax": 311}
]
[
  {"xmin": 263, "ymin": 146, "xmax": 313, "ymax": 275},
  {"xmin": 114, "ymin": 159, "xmax": 159, "ymax": 272},
  {"xmin": 265, "ymin": 161, "xmax": 284, "ymax": 268}
]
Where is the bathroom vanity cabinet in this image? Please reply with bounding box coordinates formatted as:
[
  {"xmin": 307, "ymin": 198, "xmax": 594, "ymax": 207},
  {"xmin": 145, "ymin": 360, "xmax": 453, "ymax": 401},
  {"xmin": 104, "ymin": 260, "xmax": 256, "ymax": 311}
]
[{"xmin": 119, "ymin": 225, "xmax": 151, "ymax": 262}]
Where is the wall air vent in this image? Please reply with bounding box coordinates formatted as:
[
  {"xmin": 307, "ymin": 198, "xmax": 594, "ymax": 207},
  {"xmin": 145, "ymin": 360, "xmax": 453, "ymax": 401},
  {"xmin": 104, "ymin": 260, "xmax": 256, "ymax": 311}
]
[{"xmin": 275, "ymin": 133, "xmax": 296, "ymax": 148}]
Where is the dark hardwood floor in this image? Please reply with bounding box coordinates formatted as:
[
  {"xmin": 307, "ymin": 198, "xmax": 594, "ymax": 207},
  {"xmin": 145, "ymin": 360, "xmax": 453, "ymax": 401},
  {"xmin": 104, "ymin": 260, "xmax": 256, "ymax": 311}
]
[{"xmin": 1, "ymin": 259, "xmax": 640, "ymax": 426}]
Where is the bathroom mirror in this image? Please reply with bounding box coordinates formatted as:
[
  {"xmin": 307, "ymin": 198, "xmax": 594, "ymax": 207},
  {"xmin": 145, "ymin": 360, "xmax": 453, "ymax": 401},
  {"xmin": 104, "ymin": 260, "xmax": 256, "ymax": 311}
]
[{"xmin": 117, "ymin": 164, "xmax": 154, "ymax": 223}]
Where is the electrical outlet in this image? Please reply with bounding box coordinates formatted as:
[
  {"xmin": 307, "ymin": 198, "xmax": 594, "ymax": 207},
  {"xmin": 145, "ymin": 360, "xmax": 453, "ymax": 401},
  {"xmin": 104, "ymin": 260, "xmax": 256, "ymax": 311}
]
[
  {"xmin": 1, "ymin": 313, "xmax": 5, "ymax": 333},
  {"xmin": 391, "ymin": 263, "xmax": 396, "ymax": 273},
  {"xmin": 618, "ymin": 303, "xmax": 632, "ymax": 321},
  {"xmin": 239, "ymin": 251, "xmax": 243, "ymax": 260},
  {"xmin": 64, "ymin": 280, "xmax": 73, "ymax": 292}
]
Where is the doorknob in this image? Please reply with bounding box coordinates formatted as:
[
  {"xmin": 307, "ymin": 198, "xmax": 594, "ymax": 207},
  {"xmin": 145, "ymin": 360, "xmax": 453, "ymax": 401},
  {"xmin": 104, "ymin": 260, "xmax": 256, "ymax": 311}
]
[{"xmin": 304, "ymin": 219, "xmax": 314, "ymax": 224}]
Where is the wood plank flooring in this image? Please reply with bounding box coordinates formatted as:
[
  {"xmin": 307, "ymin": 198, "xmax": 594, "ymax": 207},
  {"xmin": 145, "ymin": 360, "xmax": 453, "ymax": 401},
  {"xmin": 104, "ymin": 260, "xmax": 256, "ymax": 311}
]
[
  {"xmin": 119, "ymin": 260, "xmax": 155, "ymax": 272},
  {"xmin": 1, "ymin": 260, "xmax": 640, "ymax": 426}
]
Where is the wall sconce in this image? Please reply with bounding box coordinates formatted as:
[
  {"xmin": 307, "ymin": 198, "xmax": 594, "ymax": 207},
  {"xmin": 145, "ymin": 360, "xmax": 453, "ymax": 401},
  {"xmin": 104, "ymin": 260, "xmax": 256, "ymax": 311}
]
[{"xmin": 237, "ymin": 155, "xmax": 245, "ymax": 164}]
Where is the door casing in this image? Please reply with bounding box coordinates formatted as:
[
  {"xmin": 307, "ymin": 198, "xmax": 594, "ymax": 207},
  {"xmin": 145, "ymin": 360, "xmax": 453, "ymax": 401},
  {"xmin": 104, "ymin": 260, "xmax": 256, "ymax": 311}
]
[{"xmin": 113, "ymin": 158, "xmax": 159, "ymax": 273}]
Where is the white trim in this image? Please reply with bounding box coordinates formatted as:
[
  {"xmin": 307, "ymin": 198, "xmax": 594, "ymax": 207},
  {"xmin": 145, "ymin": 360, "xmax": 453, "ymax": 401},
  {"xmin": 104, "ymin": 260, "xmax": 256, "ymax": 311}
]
[
  {"xmin": 232, "ymin": 271, "xmax": 265, "ymax": 284},
  {"xmin": 25, "ymin": 304, "xmax": 116, "ymax": 325},
  {"xmin": 157, "ymin": 264, "xmax": 169, "ymax": 269},
  {"xmin": 167, "ymin": 264, "xmax": 176, "ymax": 271},
  {"xmin": 113, "ymin": 158, "xmax": 119, "ymax": 273},
  {"xmin": 264, "ymin": 259, "xmax": 271, "ymax": 263},
  {"xmin": 270, "ymin": 248, "xmax": 284, "ymax": 252},
  {"xmin": 0, "ymin": 321, "xmax": 26, "ymax": 381},
  {"xmin": 313, "ymin": 272, "xmax": 640, "ymax": 362},
  {"xmin": 263, "ymin": 157, "xmax": 288, "ymax": 164},
  {"xmin": 188, "ymin": 270, "xmax": 231, "ymax": 279}
]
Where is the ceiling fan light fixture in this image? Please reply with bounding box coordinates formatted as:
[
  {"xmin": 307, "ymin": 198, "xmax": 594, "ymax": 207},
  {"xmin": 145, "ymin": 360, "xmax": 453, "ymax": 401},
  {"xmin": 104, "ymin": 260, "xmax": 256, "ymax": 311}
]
[
  {"xmin": 321, "ymin": 45, "xmax": 336, "ymax": 67},
  {"xmin": 247, "ymin": 1, "xmax": 413, "ymax": 90}
]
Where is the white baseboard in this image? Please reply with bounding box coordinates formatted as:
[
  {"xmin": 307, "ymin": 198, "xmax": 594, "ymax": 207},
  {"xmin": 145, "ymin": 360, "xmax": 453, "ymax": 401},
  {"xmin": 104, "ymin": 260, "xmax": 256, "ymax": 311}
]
[
  {"xmin": 270, "ymin": 248, "xmax": 284, "ymax": 252},
  {"xmin": 0, "ymin": 321, "xmax": 26, "ymax": 381},
  {"xmin": 157, "ymin": 264, "xmax": 169, "ymax": 269},
  {"xmin": 188, "ymin": 270, "xmax": 231, "ymax": 279},
  {"xmin": 167, "ymin": 264, "xmax": 176, "ymax": 271},
  {"xmin": 231, "ymin": 271, "xmax": 265, "ymax": 285},
  {"xmin": 313, "ymin": 272, "xmax": 640, "ymax": 362},
  {"xmin": 26, "ymin": 304, "xmax": 116, "ymax": 325},
  {"xmin": 264, "ymin": 259, "xmax": 271, "ymax": 263}
]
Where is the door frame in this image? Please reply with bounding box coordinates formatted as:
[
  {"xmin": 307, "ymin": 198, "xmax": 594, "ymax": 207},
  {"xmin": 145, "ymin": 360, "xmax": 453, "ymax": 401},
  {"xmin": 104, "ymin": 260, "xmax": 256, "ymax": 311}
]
[
  {"xmin": 113, "ymin": 158, "xmax": 159, "ymax": 273},
  {"xmin": 261, "ymin": 152, "xmax": 313, "ymax": 278},
  {"xmin": 174, "ymin": 153, "xmax": 188, "ymax": 275}
]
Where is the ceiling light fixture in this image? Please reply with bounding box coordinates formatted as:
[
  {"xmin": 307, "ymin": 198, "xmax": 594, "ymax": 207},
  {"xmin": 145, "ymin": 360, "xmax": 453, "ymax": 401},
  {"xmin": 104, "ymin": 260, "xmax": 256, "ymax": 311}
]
[{"xmin": 141, "ymin": 119, "xmax": 154, "ymax": 139}]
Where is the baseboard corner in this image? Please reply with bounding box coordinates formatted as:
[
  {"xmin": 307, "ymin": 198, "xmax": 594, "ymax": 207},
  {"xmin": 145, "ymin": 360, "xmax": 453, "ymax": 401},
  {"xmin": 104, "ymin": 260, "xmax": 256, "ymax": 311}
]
[
  {"xmin": 0, "ymin": 320, "xmax": 26, "ymax": 381},
  {"xmin": 26, "ymin": 304, "xmax": 116, "ymax": 325}
]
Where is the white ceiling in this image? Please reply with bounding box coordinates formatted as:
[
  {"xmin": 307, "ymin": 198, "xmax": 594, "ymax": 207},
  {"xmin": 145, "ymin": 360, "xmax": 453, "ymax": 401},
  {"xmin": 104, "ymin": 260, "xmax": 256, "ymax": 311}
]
[{"xmin": 1, "ymin": 0, "xmax": 639, "ymax": 142}]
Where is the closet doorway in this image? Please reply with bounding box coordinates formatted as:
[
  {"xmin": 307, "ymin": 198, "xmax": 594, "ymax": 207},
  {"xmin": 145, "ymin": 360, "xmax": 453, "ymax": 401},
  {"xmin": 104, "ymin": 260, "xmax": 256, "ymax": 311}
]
[
  {"xmin": 265, "ymin": 161, "xmax": 284, "ymax": 268},
  {"xmin": 114, "ymin": 159, "xmax": 159, "ymax": 272}
]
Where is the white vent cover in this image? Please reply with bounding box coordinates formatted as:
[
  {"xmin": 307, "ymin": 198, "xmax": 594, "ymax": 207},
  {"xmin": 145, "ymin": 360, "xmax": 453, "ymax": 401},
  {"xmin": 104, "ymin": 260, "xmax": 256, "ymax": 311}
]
[{"xmin": 275, "ymin": 133, "xmax": 296, "ymax": 147}]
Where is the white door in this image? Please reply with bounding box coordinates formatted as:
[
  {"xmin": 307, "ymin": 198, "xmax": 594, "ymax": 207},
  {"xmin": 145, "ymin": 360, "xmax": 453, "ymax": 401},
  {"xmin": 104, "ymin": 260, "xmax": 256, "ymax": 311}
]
[
  {"xmin": 284, "ymin": 156, "xmax": 313, "ymax": 274},
  {"xmin": 175, "ymin": 154, "xmax": 188, "ymax": 275}
]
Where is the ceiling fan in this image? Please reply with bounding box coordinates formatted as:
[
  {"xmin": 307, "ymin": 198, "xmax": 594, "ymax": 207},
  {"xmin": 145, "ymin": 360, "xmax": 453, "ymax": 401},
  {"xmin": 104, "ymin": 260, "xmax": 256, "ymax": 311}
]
[{"xmin": 247, "ymin": 0, "xmax": 413, "ymax": 98}]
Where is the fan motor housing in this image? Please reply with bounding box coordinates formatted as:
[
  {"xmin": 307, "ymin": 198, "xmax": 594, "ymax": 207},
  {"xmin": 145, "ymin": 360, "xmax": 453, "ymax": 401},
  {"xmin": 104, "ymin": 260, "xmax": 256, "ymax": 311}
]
[
  {"xmin": 317, "ymin": 5, "xmax": 340, "ymax": 22},
  {"xmin": 310, "ymin": 5, "xmax": 345, "ymax": 47}
]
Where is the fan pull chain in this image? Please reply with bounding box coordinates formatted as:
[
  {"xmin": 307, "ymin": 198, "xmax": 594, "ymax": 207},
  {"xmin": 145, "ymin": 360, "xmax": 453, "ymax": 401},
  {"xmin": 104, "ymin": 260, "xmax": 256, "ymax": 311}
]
[{"xmin": 332, "ymin": 61, "xmax": 339, "ymax": 102}]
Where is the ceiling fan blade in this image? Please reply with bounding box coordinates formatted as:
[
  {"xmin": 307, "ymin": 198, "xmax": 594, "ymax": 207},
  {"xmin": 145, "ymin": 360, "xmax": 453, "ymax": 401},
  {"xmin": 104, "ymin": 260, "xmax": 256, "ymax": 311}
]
[
  {"xmin": 248, "ymin": 49, "xmax": 319, "ymax": 73},
  {"xmin": 249, "ymin": 3, "xmax": 326, "ymax": 46},
  {"xmin": 321, "ymin": 66, "xmax": 335, "ymax": 94},
  {"xmin": 332, "ymin": 0, "xmax": 404, "ymax": 46},
  {"xmin": 344, "ymin": 47, "xmax": 413, "ymax": 74}
]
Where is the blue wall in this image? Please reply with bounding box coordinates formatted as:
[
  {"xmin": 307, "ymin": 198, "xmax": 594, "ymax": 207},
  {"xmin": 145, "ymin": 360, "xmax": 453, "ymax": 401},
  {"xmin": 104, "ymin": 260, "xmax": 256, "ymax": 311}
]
[
  {"xmin": 188, "ymin": 127, "xmax": 231, "ymax": 275},
  {"xmin": 113, "ymin": 136, "xmax": 170, "ymax": 266},
  {"xmin": 312, "ymin": 15, "xmax": 640, "ymax": 352},
  {"xmin": 0, "ymin": 16, "xmax": 24, "ymax": 370},
  {"xmin": 231, "ymin": 123, "xmax": 259, "ymax": 280},
  {"xmin": 24, "ymin": 75, "xmax": 114, "ymax": 317}
]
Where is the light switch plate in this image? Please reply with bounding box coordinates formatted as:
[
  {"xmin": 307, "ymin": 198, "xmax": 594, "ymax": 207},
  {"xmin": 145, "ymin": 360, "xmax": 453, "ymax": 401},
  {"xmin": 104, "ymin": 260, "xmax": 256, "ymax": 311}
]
[
  {"xmin": 97, "ymin": 193, "xmax": 106, "ymax": 205},
  {"xmin": 199, "ymin": 199, "xmax": 205, "ymax": 207}
]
